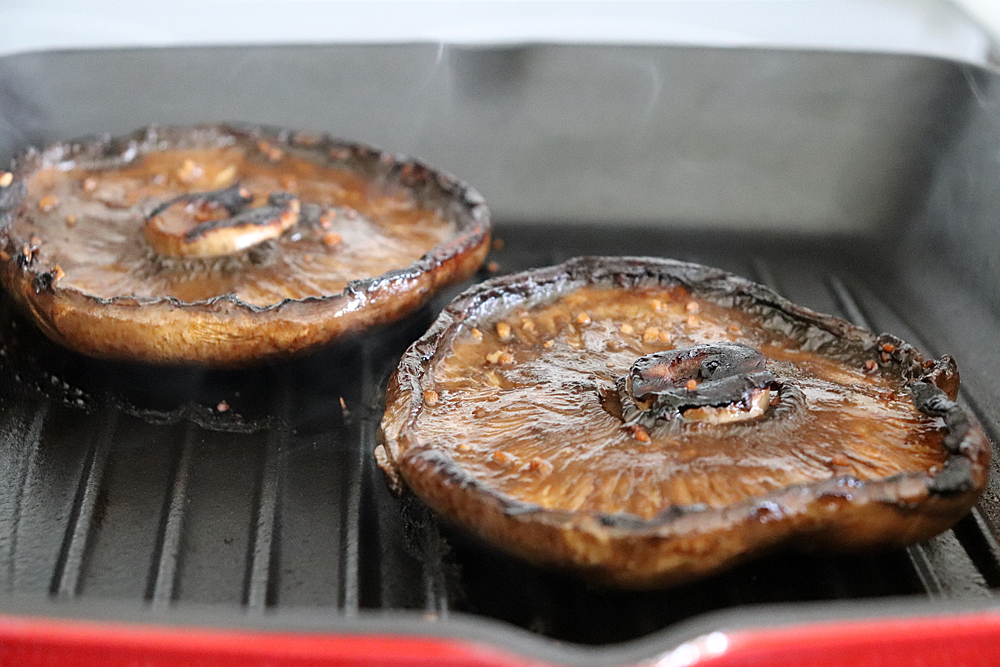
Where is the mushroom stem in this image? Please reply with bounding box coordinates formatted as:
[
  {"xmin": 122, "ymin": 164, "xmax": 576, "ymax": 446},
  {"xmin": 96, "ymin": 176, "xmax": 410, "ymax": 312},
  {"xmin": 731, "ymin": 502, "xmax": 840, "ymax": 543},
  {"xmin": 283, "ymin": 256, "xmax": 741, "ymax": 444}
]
[
  {"xmin": 621, "ymin": 343, "xmax": 780, "ymax": 427},
  {"xmin": 144, "ymin": 185, "xmax": 299, "ymax": 257}
]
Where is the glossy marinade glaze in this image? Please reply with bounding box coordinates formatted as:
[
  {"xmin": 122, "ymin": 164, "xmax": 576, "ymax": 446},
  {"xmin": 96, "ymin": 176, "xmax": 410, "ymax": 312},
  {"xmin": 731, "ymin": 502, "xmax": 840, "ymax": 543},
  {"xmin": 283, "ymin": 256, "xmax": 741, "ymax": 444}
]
[
  {"xmin": 14, "ymin": 145, "xmax": 455, "ymax": 305},
  {"xmin": 0, "ymin": 126, "xmax": 490, "ymax": 365},
  {"xmin": 418, "ymin": 285, "xmax": 949, "ymax": 519},
  {"xmin": 378, "ymin": 257, "xmax": 990, "ymax": 588}
]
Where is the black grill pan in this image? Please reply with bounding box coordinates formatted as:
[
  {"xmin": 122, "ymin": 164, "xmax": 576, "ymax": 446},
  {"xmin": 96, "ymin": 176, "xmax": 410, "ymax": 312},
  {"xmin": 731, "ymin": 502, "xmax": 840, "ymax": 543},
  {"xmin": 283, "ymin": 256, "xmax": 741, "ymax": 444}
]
[{"xmin": 0, "ymin": 43, "xmax": 999, "ymax": 665}]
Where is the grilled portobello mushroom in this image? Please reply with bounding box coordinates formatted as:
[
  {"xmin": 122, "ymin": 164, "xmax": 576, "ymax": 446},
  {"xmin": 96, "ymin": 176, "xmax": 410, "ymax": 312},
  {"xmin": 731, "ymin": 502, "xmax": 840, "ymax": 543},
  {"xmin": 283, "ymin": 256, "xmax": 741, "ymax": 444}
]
[
  {"xmin": 0, "ymin": 125, "xmax": 490, "ymax": 366},
  {"xmin": 377, "ymin": 256, "xmax": 990, "ymax": 588}
]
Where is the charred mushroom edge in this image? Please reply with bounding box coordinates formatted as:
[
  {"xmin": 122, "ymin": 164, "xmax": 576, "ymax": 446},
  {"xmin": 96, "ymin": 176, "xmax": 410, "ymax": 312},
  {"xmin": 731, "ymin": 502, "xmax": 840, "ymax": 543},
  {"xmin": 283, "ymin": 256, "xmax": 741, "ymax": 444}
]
[
  {"xmin": 0, "ymin": 124, "xmax": 491, "ymax": 365},
  {"xmin": 377, "ymin": 256, "xmax": 991, "ymax": 588}
]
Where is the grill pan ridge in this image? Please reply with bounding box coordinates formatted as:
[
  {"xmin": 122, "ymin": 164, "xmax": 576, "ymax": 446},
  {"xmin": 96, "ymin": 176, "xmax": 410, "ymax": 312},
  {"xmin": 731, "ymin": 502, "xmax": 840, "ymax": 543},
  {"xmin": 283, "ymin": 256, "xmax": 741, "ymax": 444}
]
[{"xmin": 0, "ymin": 43, "xmax": 999, "ymax": 665}]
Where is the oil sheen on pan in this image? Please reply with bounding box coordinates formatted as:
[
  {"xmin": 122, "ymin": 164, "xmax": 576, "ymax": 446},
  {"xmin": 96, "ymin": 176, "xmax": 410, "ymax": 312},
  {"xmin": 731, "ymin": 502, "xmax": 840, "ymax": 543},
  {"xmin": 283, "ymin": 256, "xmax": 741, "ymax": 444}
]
[
  {"xmin": 0, "ymin": 125, "xmax": 490, "ymax": 366},
  {"xmin": 377, "ymin": 256, "xmax": 990, "ymax": 588}
]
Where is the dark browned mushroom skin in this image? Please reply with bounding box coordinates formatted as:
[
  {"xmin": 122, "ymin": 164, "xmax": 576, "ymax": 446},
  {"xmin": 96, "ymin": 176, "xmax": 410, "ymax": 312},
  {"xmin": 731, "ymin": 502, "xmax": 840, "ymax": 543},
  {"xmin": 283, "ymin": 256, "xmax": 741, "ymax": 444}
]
[
  {"xmin": 0, "ymin": 125, "xmax": 490, "ymax": 366},
  {"xmin": 377, "ymin": 257, "xmax": 991, "ymax": 589}
]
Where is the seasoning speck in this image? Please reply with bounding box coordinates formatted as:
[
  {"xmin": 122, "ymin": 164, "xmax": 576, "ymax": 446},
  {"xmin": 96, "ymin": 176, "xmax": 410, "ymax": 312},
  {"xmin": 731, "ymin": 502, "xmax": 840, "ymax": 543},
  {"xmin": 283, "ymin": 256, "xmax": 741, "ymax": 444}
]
[
  {"xmin": 217, "ymin": 400, "xmax": 230, "ymax": 413},
  {"xmin": 457, "ymin": 443, "xmax": 472, "ymax": 452},
  {"xmin": 258, "ymin": 141, "xmax": 283, "ymax": 162},
  {"xmin": 322, "ymin": 232, "xmax": 342, "ymax": 247},
  {"xmin": 631, "ymin": 425, "xmax": 651, "ymax": 443},
  {"xmin": 487, "ymin": 261, "xmax": 500, "ymax": 273},
  {"xmin": 521, "ymin": 318, "xmax": 535, "ymax": 332},
  {"xmin": 686, "ymin": 301, "xmax": 700, "ymax": 312},
  {"xmin": 642, "ymin": 327, "xmax": 660, "ymax": 342},
  {"xmin": 659, "ymin": 330, "xmax": 671, "ymax": 344},
  {"xmin": 176, "ymin": 159, "xmax": 202, "ymax": 183},
  {"xmin": 0, "ymin": 172, "xmax": 12, "ymax": 188},
  {"xmin": 50, "ymin": 265, "xmax": 65, "ymax": 282},
  {"xmin": 493, "ymin": 451, "xmax": 517, "ymax": 465},
  {"xmin": 485, "ymin": 350, "xmax": 513, "ymax": 365},
  {"xmin": 423, "ymin": 390, "xmax": 439, "ymax": 406},
  {"xmin": 686, "ymin": 379, "xmax": 698, "ymax": 391},
  {"xmin": 864, "ymin": 360, "xmax": 878, "ymax": 373},
  {"xmin": 650, "ymin": 299, "xmax": 662, "ymax": 311},
  {"xmin": 496, "ymin": 322, "xmax": 511, "ymax": 340},
  {"xmin": 213, "ymin": 165, "xmax": 238, "ymax": 186},
  {"xmin": 319, "ymin": 209, "xmax": 336, "ymax": 228},
  {"xmin": 543, "ymin": 339, "xmax": 554, "ymax": 349},
  {"xmin": 38, "ymin": 195, "xmax": 59, "ymax": 212},
  {"xmin": 620, "ymin": 323, "xmax": 634, "ymax": 335},
  {"xmin": 576, "ymin": 312, "xmax": 591, "ymax": 326},
  {"xmin": 65, "ymin": 214, "xmax": 78, "ymax": 227},
  {"xmin": 82, "ymin": 177, "xmax": 98, "ymax": 192},
  {"xmin": 529, "ymin": 457, "xmax": 553, "ymax": 475},
  {"xmin": 881, "ymin": 343, "xmax": 896, "ymax": 353},
  {"xmin": 728, "ymin": 324, "xmax": 741, "ymax": 335},
  {"xmin": 492, "ymin": 237, "xmax": 505, "ymax": 251},
  {"xmin": 470, "ymin": 328, "xmax": 483, "ymax": 341}
]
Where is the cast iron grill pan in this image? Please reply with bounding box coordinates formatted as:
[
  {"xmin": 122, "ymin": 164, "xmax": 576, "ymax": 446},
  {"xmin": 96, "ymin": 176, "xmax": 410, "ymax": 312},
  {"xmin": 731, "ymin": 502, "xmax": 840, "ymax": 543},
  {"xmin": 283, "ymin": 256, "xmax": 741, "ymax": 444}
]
[
  {"xmin": 2, "ymin": 42, "xmax": 1000, "ymax": 664},
  {"xmin": 0, "ymin": 225, "xmax": 998, "ymax": 653}
]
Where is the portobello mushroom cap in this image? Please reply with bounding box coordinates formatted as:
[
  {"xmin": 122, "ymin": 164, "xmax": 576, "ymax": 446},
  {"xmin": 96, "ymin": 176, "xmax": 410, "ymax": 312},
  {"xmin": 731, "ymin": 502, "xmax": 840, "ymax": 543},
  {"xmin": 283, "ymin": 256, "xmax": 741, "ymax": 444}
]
[
  {"xmin": 0, "ymin": 125, "xmax": 490, "ymax": 366},
  {"xmin": 377, "ymin": 256, "xmax": 991, "ymax": 589}
]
